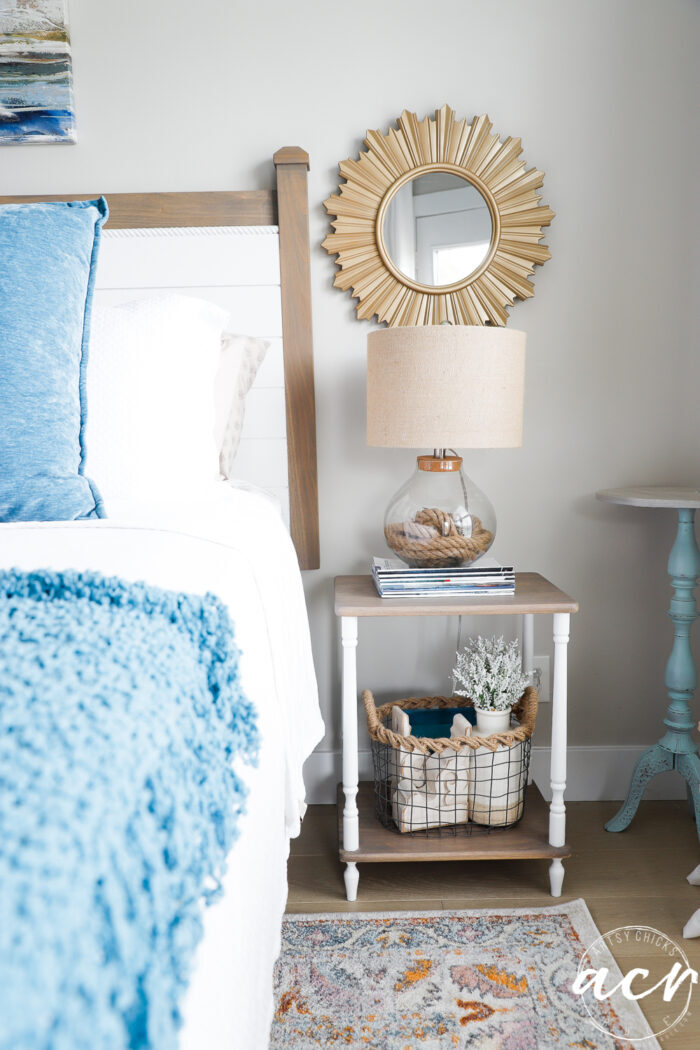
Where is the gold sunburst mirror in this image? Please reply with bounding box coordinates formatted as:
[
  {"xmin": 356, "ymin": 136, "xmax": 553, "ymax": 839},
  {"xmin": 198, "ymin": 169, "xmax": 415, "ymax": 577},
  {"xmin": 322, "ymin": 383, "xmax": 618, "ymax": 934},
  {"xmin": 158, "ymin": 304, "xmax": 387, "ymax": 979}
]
[{"xmin": 322, "ymin": 105, "xmax": 554, "ymax": 326}]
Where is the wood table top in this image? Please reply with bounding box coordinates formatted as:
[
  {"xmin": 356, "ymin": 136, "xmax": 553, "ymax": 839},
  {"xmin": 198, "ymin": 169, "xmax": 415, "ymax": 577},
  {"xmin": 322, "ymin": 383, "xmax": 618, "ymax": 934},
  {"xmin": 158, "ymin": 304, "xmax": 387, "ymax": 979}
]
[
  {"xmin": 597, "ymin": 486, "xmax": 700, "ymax": 509},
  {"xmin": 334, "ymin": 572, "xmax": 578, "ymax": 617}
]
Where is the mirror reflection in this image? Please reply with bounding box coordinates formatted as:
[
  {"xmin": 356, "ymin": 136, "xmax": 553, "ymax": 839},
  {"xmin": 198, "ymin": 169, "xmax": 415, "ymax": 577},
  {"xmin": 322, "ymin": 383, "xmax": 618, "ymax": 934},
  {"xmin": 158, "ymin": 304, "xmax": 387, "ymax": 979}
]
[{"xmin": 383, "ymin": 171, "xmax": 492, "ymax": 288}]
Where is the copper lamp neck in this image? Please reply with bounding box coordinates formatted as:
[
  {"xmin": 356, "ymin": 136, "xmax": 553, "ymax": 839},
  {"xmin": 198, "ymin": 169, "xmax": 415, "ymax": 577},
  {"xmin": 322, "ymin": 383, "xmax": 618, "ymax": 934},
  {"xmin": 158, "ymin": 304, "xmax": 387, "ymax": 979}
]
[{"xmin": 417, "ymin": 453, "xmax": 463, "ymax": 473}]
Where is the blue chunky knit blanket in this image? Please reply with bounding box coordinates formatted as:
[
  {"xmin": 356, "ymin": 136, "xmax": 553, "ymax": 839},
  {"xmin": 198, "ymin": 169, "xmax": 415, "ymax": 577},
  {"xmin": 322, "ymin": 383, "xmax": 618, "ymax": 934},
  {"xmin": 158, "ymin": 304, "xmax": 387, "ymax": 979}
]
[{"xmin": 0, "ymin": 569, "xmax": 258, "ymax": 1050}]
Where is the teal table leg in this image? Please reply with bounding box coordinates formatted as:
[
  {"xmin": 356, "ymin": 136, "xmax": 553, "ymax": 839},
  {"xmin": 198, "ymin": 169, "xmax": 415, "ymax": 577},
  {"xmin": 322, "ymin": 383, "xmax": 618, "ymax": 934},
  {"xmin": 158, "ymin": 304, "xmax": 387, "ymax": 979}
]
[
  {"xmin": 678, "ymin": 753, "xmax": 700, "ymax": 820},
  {"xmin": 606, "ymin": 509, "xmax": 700, "ymax": 835}
]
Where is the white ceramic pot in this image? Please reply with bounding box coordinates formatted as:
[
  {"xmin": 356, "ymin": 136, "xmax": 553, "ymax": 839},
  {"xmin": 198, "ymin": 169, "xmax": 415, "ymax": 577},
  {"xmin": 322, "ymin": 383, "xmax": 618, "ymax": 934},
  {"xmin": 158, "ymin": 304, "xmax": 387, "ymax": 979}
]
[{"xmin": 475, "ymin": 707, "xmax": 512, "ymax": 736}]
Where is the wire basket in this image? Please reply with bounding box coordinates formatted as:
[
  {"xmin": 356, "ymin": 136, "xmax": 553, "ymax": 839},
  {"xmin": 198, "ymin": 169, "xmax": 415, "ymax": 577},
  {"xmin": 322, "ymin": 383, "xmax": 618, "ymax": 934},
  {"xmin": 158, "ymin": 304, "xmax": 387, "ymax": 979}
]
[{"xmin": 362, "ymin": 687, "xmax": 537, "ymax": 836}]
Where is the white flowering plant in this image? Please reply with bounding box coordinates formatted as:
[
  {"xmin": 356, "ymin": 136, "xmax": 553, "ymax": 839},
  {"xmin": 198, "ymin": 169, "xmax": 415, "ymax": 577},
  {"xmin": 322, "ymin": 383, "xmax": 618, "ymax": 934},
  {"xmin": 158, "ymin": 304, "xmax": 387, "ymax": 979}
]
[{"xmin": 452, "ymin": 635, "xmax": 529, "ymax": 712}]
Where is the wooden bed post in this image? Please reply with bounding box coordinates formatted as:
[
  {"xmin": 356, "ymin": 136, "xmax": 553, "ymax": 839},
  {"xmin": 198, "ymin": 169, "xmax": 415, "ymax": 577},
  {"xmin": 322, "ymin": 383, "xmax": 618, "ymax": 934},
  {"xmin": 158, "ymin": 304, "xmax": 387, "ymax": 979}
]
[{"xmin": 274, "ymin": 147, "xmax": 320, "ymax": 571}]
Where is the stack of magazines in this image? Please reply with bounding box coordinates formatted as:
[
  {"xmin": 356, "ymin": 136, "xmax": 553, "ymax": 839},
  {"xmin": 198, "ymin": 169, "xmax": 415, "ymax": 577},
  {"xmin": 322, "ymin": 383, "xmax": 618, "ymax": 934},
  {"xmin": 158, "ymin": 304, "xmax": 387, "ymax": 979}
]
[{"xmin": 372, "ymin": 555, "xmax": 515, "ymax": 598}]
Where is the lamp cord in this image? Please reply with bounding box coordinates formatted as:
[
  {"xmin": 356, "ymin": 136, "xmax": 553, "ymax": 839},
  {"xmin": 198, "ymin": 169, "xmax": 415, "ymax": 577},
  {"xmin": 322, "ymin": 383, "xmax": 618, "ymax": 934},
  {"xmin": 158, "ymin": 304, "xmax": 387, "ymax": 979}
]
[{"xmin": 451, "ymin": 614, "xmax": 464, "ymax": 693}]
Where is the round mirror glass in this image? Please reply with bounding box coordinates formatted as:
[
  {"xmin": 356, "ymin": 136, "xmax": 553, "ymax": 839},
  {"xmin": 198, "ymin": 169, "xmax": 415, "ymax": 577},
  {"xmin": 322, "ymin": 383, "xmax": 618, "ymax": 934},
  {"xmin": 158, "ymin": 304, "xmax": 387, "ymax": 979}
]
[{"xmin": 382, "ymin": 171, "xmax": 493, "ymax": 288}]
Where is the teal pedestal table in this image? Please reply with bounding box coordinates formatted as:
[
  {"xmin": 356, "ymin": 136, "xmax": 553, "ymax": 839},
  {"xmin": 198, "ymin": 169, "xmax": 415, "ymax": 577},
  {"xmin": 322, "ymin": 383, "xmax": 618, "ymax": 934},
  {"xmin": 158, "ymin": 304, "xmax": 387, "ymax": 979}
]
[{"xmin": 597, "ymin": 486, "xmax": 700, "ymax": 837}]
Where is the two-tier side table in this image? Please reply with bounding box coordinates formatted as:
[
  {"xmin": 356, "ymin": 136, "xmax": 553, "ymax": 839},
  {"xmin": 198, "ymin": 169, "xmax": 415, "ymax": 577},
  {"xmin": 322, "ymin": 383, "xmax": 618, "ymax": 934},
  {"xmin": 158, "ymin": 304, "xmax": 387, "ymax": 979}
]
[{"xmin": 334, "ymin": 573, "xmax": 579, "ymax": 902}]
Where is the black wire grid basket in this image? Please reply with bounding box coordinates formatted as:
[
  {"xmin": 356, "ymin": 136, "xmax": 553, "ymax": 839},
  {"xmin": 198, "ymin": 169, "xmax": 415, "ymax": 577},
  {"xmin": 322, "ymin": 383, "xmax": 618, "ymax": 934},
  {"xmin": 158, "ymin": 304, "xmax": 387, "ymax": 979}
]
[{"xmin": 362, "ymin": 688, "xmax": 537, "ymax": 837}]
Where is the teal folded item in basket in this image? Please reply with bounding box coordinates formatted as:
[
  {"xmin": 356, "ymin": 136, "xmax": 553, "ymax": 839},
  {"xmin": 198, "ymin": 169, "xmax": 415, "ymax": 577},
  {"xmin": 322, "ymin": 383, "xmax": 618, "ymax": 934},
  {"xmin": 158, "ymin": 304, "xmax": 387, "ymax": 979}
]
[
  {"xmin": 0, "ymin": 569, "xmax": 259, "ymax": 1050},
  {"xmin": 408, "ymin": 706, "xmax": 476, "ymax": 738}
]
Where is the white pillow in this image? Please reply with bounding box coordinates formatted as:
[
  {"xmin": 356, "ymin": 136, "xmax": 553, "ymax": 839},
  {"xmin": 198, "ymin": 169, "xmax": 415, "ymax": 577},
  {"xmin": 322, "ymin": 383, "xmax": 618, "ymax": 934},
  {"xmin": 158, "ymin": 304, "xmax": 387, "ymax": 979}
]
[
  {"xmin": 215, "ymin": 333, "xmax": 269, "ymax": 478},
  {"xmin": 86, "ymin": 294, "xmax": 230, "ymax": 514}
]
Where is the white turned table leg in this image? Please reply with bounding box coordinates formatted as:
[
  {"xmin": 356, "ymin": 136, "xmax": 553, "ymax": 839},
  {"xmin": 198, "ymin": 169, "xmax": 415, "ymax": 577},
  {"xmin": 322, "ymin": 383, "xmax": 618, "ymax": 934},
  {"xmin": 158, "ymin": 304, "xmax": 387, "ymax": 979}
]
[
  {"xmin": 549, "ymin": 612, "xmax": 570, "ymax": 894},
  {"xmin": 341, "ymin": 616, "xmax": 359, "ymax": 899},
  {"xmin": 344, "ymin": 861, "xmax": 359, "ymax": 902},
  {"xmin": 549, "ymin": 858, "xmax": 565, "ymax": 898}
]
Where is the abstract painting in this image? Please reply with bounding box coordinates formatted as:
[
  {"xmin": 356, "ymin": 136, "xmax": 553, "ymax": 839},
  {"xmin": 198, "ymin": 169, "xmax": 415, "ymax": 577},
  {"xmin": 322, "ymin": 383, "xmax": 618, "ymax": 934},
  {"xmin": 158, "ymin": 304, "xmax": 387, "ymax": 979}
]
[{"xmin": 0, "ymin": 0, "xmax": 75, "ymax": 144}]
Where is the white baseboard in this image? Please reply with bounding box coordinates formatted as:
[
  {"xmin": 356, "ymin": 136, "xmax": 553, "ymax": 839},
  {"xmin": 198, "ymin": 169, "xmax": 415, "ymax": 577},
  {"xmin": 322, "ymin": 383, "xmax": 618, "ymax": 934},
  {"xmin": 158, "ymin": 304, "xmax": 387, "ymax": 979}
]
[{"xmin": 302, "ymin": 745, "xmax": 688, "ymax": 805}]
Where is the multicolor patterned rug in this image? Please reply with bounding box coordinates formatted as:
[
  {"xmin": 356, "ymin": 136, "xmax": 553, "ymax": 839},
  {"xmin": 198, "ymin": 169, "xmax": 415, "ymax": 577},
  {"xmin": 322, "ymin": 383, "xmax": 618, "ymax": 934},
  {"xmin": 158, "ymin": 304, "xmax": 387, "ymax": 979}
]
[{"xmin": 270, "ymin": 900, "xmax": 660, "ymax": 1048}]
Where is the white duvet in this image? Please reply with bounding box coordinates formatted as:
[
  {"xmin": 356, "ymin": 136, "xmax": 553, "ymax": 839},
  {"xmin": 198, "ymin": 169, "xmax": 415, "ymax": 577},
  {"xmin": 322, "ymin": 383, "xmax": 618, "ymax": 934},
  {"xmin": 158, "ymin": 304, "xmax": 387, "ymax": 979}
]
[{"xmin": 0, "ymin": 484, "xmax": 324, "ymax": 1050}]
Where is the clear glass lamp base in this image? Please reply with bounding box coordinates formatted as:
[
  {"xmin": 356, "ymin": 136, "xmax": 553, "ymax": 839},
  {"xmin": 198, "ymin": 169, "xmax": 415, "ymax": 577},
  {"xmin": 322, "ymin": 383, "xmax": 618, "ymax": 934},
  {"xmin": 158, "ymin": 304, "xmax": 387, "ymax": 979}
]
[{"xmin": 384, "ymin": 453, "xmax": 496, "ymax": 568}]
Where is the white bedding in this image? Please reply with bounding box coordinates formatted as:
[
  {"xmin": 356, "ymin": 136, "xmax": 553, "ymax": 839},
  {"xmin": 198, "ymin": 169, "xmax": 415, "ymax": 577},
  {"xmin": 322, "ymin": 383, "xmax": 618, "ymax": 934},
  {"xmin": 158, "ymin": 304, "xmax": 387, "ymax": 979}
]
[{"xmin": 0, "ymin": 484, "xmax": 324, "ymax": 1049}]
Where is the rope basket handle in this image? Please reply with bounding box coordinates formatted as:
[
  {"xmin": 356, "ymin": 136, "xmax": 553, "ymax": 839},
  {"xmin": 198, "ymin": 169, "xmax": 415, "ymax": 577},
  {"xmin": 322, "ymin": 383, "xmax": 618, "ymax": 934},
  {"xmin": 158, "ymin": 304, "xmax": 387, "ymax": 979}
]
[{"xmin": 362, "ymin": 686, "xmax": 538, "ymax": 755}]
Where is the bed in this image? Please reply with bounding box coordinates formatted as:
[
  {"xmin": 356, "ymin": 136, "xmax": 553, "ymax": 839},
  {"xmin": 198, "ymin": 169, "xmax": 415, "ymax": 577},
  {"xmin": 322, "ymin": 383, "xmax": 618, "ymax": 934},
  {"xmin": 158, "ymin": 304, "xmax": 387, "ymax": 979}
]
[{"xmin": 0, "ymin": 149, "xmax": 323, "ymax": 1049}]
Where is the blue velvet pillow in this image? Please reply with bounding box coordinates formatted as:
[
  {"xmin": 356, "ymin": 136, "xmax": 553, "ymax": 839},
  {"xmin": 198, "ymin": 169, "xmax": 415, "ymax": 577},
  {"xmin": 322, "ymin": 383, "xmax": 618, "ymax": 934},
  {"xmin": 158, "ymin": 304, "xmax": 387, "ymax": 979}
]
[{"xmin": 0, "ymin": 198, "xmax": 108, "ymax": 521}]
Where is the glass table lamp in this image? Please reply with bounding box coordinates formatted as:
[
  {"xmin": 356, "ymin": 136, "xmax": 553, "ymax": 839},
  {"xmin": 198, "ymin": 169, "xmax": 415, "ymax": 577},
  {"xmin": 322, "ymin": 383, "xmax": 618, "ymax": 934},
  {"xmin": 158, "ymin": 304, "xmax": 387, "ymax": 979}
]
[{"xmin": 367, "ymin": 325, "xmax": 526, "ymax": 568}]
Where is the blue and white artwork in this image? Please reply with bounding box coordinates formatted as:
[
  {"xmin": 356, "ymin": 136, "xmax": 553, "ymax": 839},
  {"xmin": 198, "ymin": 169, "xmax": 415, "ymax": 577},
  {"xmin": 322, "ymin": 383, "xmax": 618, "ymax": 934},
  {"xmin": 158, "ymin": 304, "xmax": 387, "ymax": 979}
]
[{"xmin": 0, "ymin": 0, "xmax": 76, "ymax": 144}]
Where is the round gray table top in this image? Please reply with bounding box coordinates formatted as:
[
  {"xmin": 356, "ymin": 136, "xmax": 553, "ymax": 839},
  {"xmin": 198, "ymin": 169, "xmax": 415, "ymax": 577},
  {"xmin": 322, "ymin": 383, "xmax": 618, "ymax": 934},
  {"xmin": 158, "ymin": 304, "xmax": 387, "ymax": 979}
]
[{"xmin": 596, "ymin": 485, "xmax": 700, "ymax": 509}]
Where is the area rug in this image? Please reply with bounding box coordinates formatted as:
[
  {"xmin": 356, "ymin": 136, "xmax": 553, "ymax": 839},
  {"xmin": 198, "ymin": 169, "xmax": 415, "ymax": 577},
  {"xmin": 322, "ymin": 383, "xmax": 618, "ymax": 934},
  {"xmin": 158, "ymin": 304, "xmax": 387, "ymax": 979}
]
[{"xmin": 270, "ymin": 900, "xmax": 661, "ymax": 1049}]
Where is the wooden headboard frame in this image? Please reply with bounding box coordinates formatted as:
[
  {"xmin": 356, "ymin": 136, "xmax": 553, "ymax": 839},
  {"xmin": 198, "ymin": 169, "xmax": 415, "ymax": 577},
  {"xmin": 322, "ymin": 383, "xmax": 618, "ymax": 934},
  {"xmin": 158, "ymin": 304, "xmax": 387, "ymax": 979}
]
[{"xmin": 0, "ymin": 146, "xmax": 320, "ymax": 570}]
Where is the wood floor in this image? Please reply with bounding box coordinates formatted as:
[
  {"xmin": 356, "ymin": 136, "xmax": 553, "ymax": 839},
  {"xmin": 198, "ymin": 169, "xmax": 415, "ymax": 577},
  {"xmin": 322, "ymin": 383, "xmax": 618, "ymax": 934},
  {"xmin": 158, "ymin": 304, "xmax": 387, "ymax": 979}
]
[{"xmin": 287, "ymin": 799, "xmax": 700, "ymax": 1049}]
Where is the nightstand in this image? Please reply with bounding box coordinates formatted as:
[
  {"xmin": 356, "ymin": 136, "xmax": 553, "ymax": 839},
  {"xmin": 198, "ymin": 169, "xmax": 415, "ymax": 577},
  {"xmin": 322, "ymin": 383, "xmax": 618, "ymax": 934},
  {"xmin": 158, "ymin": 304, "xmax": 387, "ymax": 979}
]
[{"xmin": 334, "ymin": 573, "xmax": 579, "ymax": 901}]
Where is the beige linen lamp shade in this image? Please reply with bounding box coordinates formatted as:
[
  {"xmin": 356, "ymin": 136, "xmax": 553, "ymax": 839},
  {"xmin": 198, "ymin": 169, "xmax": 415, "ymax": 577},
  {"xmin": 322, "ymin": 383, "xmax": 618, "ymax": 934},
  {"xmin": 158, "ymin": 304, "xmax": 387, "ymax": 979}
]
[{"xmin": 367, "ymin": 325, "xmax": 526, "ymax": 449}]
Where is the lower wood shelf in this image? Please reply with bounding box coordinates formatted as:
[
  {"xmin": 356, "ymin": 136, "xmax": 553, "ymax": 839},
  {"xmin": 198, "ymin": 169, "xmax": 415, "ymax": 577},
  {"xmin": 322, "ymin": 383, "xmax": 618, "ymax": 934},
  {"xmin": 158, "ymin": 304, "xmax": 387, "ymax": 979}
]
[{"xmin": 338, "ymin": 781, "xmax": 571, "ymax": 864}]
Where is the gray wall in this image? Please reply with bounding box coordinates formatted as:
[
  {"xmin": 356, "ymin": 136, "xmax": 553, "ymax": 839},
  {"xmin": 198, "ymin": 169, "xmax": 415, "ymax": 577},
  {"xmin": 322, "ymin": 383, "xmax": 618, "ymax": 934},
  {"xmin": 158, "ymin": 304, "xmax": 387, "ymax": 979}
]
[{"xmin": 3, "ymin": 0, "xmax": 700, "ymax": 776}]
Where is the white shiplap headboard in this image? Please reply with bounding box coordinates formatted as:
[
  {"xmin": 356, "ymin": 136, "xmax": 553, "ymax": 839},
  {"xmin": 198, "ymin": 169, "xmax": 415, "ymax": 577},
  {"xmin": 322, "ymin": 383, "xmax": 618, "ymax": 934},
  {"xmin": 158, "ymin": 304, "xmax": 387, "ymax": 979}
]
[{"xmin": 94, "ymin": 226, "xmax": 290, "ymax": 524}]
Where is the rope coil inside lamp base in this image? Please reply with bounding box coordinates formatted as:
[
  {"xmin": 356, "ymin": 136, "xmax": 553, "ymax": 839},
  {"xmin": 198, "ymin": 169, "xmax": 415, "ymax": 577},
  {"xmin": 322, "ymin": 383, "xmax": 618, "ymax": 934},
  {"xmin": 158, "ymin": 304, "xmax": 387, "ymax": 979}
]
[{"xmin": 385, "ymin": 507, "xmax": 493, "ymax": 568}]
